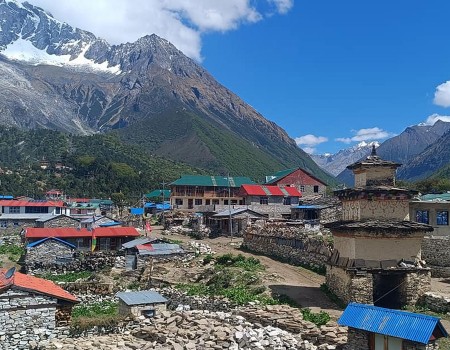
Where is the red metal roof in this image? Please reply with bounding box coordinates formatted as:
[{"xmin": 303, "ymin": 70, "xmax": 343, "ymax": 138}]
[
  {"xmin": 25, "ymin": 227, "xmax": 140, "ymax": 239},
  {"xmin": 0, "ymin": 200, "xmax": 65, "ymax": 207},
  {"xmin": 240, "ymin": 184, "xmax": 301, "ymax": 197},
  {"xmin": 0, "ymin": 269, "xmax": 78, "ymax": 302}
]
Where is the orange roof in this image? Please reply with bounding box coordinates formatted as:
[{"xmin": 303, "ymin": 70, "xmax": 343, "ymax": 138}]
[
  {"xmin": 25, "ymin": 226, "xmax": 140, "ymax": 239},
  {"xmin": 0, "ymin": 269, "xmax": 78, "ymax": 303},
  {"xmin": 240, "ymin": 184, "xmax": 302, "ymax": 197},
  {"xmin": 0, "ymin": 200, "xmax": 65, "ymax": 207}
]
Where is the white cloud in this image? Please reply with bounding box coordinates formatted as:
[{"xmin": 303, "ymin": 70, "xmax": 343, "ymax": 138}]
[
  {"xmin": 302, "ymin": 147, "xmax": 316, "ymax": 154},
  {"xmin": 336, "ymin": 127, "xmax": 393, "ymax": 144},
  {"xmin": 424, "ymin": 113, "xmax": 450, "ymax": 125},
  {"xmin": 434, "ymin": 81, "xmax": 450, "ymax": 107},
  {"xmin": 26, "ymin": 0, "xmax": 292, "ymax": 61},
  {"xmin": 295, "ymin": 134, "xmax": 328, "ymax": 147}
]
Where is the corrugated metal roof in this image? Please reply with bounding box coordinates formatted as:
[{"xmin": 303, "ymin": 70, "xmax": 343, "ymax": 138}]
[
  {"xmin": 0, "ymin": 214, "xmax": 52, "ymax": 220},
  {"xmin": 116, "ymin": 290, "xmax": 168, "ymax": 305},
  {"xmin": 27, "ymin": 237, "xmax": 76, "ymax": 249},
  {"xmin": 122, "ymin": 237, "xmax": 156, "ymax": 249},
  {"xmin": 213, "ymin": 208, "xmax": 266, "ymax": 218},
  {"xmin": 0, "ymin": 200, "xmax": 65, "ymax": 207},
  {"xmin": 265, "ymin": 168, "xmax": 296, "ymax": 184},
  {"xmin": 420, "ymin": 193, "xmax": 450, "ymax": 201},
  {"xmin": 170, "ymin": 175, "xmax": 254, "ymax": 188},
  {"xmin": 240, "ymin": 184, "xmax": 301, "ymax": 197},
  {"xmin": 338, "ymin": 303, "xmax": 448, "ymax": 344},
  {"xmin": 294, "ymin": 205, "xmax": 325, "ymax": 209},
  {"xmin": 25, "ymin": 227, "xmax": 140, "ymax": 239},
  {"xmin": 146, "ymin": 189, "xmax": 171, "ymax": 198}
]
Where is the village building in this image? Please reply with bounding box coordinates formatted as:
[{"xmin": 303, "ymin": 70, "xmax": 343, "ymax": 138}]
[
  {"xmin": 0, "ymin": 267, "xmax": 78, "ymax": 348},
  {"xmin": 34, "ymin": 214, "xmax": 80, "ymax": 228},
  {"xmin": 325, "ymin": 146, "xmax": 433, "ymax": 308},
  {"xmin": 410, "ymin": 193, "xmax": 450, "ymax": 236},
  {"xmin": 169, "ymin": 175, "xmax": 254, "ymax": 211},
  {"xmin": 45, "ymin": 189, "xmax": 64, "ymax": 200},
  {"xmin": 24, "ymin": 226, "xmax": 140, "ymax": 251},
  {"xmin": 264, "ymin": 167, "xmax": 327, "ymax": 197},
  {"xmin": 25, "ymin": 237, "xmax": 76, "ymax": 269},
  {"xmin": 116, "ymin": 290, "xmax": 167, "ymax": 318},
  {"xmin": 210, "ymin": 208, "xmax": 268, "ymax": 236},
  {"xmin": 0, "ymin": 200, "xmax": 69, "ymax": 231},
  {"xmin": 338, "ymin": 303, "xmax": 447, "ymax": 350}
]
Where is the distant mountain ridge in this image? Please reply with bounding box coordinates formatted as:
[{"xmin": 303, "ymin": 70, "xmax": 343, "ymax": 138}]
[
  {"xmin": 0, "ymin": 0, "xmax": 335, "ymax": 183},
  {"xmin": 311, "ymin": 141, "xmax": 379, "ymax": 176},
  {"xmin": 335, "ymin": 120, "xmax": 450, "ymax": 185}
]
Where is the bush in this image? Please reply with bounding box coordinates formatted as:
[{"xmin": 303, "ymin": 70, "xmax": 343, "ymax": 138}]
[
  {"xmin": 0, "ymin": 244, "xmax": 24, "ymax": 262},
  {"xmin": 301, "ymin": 308, "xmax": 330, "ymax": 327},
  {"xmin": 72, "ymin": 301, "xmax": 118, "ymax": 318},
  {"xmin": 215, "ymin": 254, "xmax": 263, "ymax": 271}
]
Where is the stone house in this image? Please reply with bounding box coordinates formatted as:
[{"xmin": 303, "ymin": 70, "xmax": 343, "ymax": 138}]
[
  {"xmin": 210, "ymin": 208, "xmax": 268, "ymax": 236},
  {"xmin": 0, "ymin": 200, "xmax": 69, "ymax": 232},
  {"xmin": 264, "ymin": 167, "xmax": 327, "ymax": 197},
  {"xmin": 34, "ymin": 214, "xmax": 80, "ymax": 228},
  {"xmin": 0, "ymin": 268, "xmax": 78, "ymax": 349},
  {"xmin": 326, "ymin": 146, "xmax": 433, "ymax": 308},
  {"xmin": 25, "ymin": 226, "xmax": 140, "ymax": 251},
  {"xmin": 338, "ymin": 303, "xmax": 447, "ymax": 350},
  {"xmin": 25, "ymin": 237, "xmax": 76, "ymax": 269},
  {"xmin": 410, "ymin": 193, "xmax": 450, "ymax": 236},
  {"xmin": 169, "ymin": 175, "xmax": 254, "ymax": 211},
  {"xmin": 116, "ymin": 290, "xmax": 167, "ymax": 318}
]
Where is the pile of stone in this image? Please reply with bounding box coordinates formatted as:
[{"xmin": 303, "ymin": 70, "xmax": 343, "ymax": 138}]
[
  {"xmin": 238, "ymin": 305, "xmax": 347, "ymax": 347},
  {"xmin": 189, "ymin": 241, "xmax": 214, "ymax": 255},
  {"xmin": 168, "ymin": 225, "xmax": 193, "ymax": 235},
  {"xmin": 38, "ymin": 309, "xmax": 346, "ymax": 350}
]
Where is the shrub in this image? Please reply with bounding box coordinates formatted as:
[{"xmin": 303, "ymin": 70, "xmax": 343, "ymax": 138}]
[
  {"xmin": 40, "ymin": 271, "xmax": 92, "ymax": 283},
  {"xmin": 72, "ymin": 301, "xmax": 118, "ymax": 318},
  {"xmin": 301, "ymin": 308, "xmax": 330, "ymax": 327}
]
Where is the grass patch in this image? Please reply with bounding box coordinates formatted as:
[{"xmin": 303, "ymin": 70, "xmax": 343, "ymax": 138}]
[
  {"xmin": 40, "ymin": 271, "xmax": 93, "ymax": 283},
  {"xmin": 167, "ymin": 239, "xmax": 183, "ymax": 245},
  {"xmin": 0, "ymin": 244, "xmax": 24, "ymax": 263},
  {"xmin": 72, "ymin": 301, "xmax": 118, "ymax": 318},
  {"xmin": 215, "ymin": 253, "xmax": 264, "ymax": 271},
  {"xmin": 301, "ymin": 308, "xmax": 331, "ymax": 327}
]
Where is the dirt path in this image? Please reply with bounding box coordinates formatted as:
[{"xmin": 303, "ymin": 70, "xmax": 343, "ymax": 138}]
[{"xmin": 153, "ymin": 228, "xmax": 343, "ymax": 319}]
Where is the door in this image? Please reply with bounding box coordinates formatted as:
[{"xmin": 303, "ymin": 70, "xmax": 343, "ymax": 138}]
[{"xmin": 188, "ymin": 199, "xmax": 193, "ymax": 209}]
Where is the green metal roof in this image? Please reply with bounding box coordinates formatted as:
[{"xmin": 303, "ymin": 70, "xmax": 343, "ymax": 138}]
[
  {"xmin": 146, "ymin": 189, "xmax": 171, "ymax": 198},
  {"xmin": 170, "ymin": 175, "xmax": 255, "ymax": 188},
  {"xmin": 265, "ymin": 168, "xmax": 296, "ymax": 184},
  {"xmin": 420, "ymin": 193, "xmax": 450, "ymax": 201}
]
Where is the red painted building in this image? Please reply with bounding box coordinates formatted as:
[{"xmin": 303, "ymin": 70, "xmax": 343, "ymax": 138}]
[{"xmin": 265, "ymin": 168, "xmax": 327, "ymax": 197}]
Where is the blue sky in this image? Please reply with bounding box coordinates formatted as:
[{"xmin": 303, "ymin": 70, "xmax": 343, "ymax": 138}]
[{"xmin": 27, "ymin": 0, "xmax": 450, "ymax": 154}]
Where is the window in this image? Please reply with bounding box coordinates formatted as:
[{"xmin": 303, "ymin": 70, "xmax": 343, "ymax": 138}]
[
  {"xmin": 224, "ymin": 200, "xmax": 229, "ymax": 205},
  {"xmin": 283, "ymin": 197, "xmax": 292, "ymax": 205},
  {"xmin": 9, "ymin": 206, "xmax": 20, "ymax": 214},
  {"xmin": 259, "ymin": 197, "xmax": 268, "ymax": 205},
  {"xmin": 175, "ymin": 198, "xmax": 183, "ymax": 206},
  {"xmin": 231, "ymin": 200, "xmax": 238, "ymax": 205},
  {"xmin": 195, "ymin": 199, "xmax": 202, "ymax": 206},
  {"xmin": 437, "ymin": 211, "xmax": 449, "ymax": 225},
  {"xmin": 205, "ymin": 199, "xmax": 211, "ymax": 205},
  {"xmin": 55, "ymin": 207, "xmax": 61, "ymax": 214},
  {"xmin": 0, "ymin": 221, "xmax": 7, "ymax": 228},
  {"xmin": 300, "ymin": 185, "xmax": 305, "ymax": 192},
  {"xmin": 13, "ymin": 222, "xmax": 19, "ymax": 226},
  {"xmin": 212, "ymin": 199, "xmax": 219, "ymax": 205},
  {"xmin": 25, "ymin": 206, "xmax": 49, "ymax": 214},
  {"xmin": 416, "ymin": 210, "xmax": 429, "ymax": 224},
  {"xmin": 313, "ymin": 186, "xmax": 319, "ymax": 193}
]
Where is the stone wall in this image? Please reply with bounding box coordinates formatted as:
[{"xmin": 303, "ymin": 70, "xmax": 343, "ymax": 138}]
[
  {"xmin": 344, "ymin": 328, "xmax": 370, "ymax": 350},
  {"xmin": 38, "ymin": 216, "xmax": 80, "ymax": 228},
  {"xmin": 0, "ymin": 288, "xmax": 57, "ymax": 350},
  {"xmin": 404, "ymin": 270, "xmax": 431, "ymax": 305},
  {"xmin": 419, "ymin": 292, "xmax": 450, "ymax": 314},
  {"xmin": 422, "ymin": 236, "xmax": 450, "ymax": 277},
  {"xmin": 62, "ymin": 282, "xmax": 114, "ymax": 295},
  {"xmin": 326, "ymin": 266, "xmax": 373, "ymax": 304},
  {"xmin": 242, "ymin": 222, "xmax": 332, "ymax": 271},
  {"xmin": 26, "ymin": 251, "xmax": 122, "ymax": 274},
  {"xmin": 25, "ymin": 240, "xmax": 75, "ymax": 268}
]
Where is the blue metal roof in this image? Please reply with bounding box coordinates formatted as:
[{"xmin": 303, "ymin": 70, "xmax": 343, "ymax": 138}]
[
  {"xmin": 294, "ymin": 205, "xmax": 325, "ymax": 209},
  {"xmin": 27, "ymin": 237, "xmax": 76, "ymax": 249},
  {"xmin": 116, "ymin": 290, "xmax": 167, "ymax": 306},
  {"xmin": 130, "ymin": 208, "xmax": 144, "ymax": 215},
  {"xmin": 338, "ymin": 303, "xmax": 448, "ymax": 344}
]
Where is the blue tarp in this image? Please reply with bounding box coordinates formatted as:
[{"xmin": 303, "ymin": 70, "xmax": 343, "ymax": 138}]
[{"xmin": 130, "ymin": 208, "xmax": 144, "ymax": 215}]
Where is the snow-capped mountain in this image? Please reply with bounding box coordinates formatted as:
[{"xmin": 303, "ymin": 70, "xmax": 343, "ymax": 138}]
[
  {"xmin": 0, "ymin": 0, "xmax": 333, "ymax": 183},
  {"xmin": 311, "ymin": 141, "xmax": 379, "ymax": 176}
]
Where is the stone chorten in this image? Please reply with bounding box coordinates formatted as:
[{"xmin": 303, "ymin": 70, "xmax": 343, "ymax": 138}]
[{"xmin": 325, "ymin": 145, "xmax": 433, "ymax": 309}]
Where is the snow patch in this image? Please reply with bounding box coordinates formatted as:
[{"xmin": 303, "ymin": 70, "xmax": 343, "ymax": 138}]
[{"xmin": 2, "ymin": 38, "xmax": 121, "ymax": 74}]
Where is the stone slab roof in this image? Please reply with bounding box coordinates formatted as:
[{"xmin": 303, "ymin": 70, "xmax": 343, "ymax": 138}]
[{"xmin": 325, "ymin": 220, "xmax": 433, "ymax": 234}]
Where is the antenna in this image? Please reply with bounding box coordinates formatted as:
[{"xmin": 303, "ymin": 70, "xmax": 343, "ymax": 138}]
[{"xmin": 5, "ymin": 267, "xmax": 15, "ymax": 279}]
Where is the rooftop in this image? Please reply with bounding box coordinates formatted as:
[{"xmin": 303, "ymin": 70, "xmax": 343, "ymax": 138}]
[
  {"xmin": 116, "ymin": 290, "xmax": 168, "ymax": 305},
  {"xmin": 240, "ymin": 184, "xmax": 301, "ymax": 197},
  {"xmin": 338, "ymin": 303, "xmax": 447, "ymax": 344},
  {"xmin": 170, "ymin": 175, "xmax": 254, "ymax": 188},
  {"xmin": 325, "ymin": 220, "xmax": 434, "ymax": 234},
  {"xmin": 25, "ymin": 227, "xmax": 140, "ymax": 239}
]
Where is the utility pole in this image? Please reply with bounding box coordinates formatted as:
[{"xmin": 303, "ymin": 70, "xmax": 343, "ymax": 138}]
[
  {"xmin": 161, "ymin": 181, "xmax": 166, "ymax": 227},
  {"xmin": 228, "ymin": 174, "xmax": 232, "ymax": 240}
]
